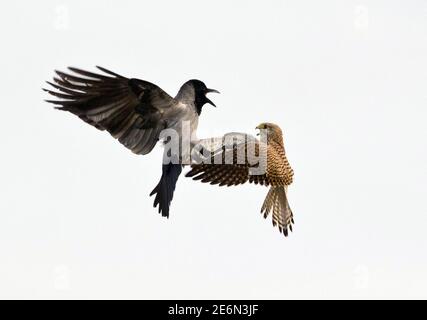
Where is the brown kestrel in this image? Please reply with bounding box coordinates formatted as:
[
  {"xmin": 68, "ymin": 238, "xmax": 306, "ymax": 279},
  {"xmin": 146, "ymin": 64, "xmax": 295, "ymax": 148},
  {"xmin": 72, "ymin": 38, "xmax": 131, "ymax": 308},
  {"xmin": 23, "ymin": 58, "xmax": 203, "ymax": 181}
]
[{"xmin": 186, "ymin": 123, "xmax": 294, "ymax": 236}]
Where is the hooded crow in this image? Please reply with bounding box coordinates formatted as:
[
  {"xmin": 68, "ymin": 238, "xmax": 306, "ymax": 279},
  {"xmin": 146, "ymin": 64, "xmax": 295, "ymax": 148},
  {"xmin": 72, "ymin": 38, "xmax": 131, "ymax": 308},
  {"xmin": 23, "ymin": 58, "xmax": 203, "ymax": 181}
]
[{"xmin": 44, "ymin": 66, "xmax": 219, "ymax": 217}]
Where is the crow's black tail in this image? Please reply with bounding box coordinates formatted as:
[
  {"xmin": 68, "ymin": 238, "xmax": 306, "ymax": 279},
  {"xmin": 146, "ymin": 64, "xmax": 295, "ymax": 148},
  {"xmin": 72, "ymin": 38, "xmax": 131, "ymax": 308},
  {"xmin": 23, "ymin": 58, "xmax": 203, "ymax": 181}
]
[{"xmin": 149, "ymin": 163, "xmax": 183, "ymax": 218}]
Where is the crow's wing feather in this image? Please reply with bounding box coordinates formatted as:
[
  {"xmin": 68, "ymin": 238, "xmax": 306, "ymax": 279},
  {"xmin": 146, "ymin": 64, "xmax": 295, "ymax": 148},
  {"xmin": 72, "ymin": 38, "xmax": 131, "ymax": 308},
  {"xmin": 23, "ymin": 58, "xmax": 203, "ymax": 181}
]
[{"xmin": 44, "ymin": 66, "xmax": 174, "ymax": 155}]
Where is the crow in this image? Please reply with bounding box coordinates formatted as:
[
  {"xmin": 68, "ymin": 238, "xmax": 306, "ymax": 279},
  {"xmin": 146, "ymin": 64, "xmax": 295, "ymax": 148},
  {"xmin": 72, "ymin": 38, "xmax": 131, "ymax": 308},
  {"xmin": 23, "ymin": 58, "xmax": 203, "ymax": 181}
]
[{"xmin": 44, "ymin": 66, "xmax": 219, "ymax": 217}]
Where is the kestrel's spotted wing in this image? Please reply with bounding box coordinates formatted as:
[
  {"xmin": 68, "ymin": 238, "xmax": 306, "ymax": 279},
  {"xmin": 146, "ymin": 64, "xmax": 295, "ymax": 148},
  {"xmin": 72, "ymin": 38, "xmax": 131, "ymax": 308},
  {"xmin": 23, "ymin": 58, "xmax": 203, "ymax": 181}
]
[{"xmin": 188, "ymin": 133, "xmax": 293, "ymax": 187}]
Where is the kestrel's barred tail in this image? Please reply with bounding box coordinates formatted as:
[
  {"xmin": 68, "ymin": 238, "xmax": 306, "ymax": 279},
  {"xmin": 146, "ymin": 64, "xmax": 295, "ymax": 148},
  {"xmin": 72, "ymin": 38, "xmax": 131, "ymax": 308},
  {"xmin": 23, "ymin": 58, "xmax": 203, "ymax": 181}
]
[{"xmin": 261, "ymin": 186, "xmax": 294, "ymax": 236}]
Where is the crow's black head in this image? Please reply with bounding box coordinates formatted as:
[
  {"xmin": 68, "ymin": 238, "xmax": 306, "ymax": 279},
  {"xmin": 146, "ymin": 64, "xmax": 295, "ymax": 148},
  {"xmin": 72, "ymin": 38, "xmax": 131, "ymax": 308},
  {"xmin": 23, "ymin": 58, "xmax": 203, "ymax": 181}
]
[{"xmin": 185, "ymin": 79, "xmax": 219, "ymax": 115}]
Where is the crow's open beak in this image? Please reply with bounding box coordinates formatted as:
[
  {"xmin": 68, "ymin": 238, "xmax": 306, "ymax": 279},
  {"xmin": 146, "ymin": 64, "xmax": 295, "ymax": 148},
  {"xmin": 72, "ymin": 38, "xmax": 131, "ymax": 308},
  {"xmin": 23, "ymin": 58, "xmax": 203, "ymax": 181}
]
[
  {"xmin": 206, "ymin": 88, "xmax": 220, "ymax": 94},
  {"xmin": 205, "ymin": 88, "xmax": 220, "ymax": 107}
]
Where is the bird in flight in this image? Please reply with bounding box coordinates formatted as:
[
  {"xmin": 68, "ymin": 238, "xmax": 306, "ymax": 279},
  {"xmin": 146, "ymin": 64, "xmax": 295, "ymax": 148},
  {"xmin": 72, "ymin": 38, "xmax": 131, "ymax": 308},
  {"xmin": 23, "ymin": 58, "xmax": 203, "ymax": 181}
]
[
  {"xmin": 186, "ymin": 123, "xmax": 295, "ymax": 236},
  {"xmin": 44, "ymin": 66, "xmax": 219, "ymax": 217}
]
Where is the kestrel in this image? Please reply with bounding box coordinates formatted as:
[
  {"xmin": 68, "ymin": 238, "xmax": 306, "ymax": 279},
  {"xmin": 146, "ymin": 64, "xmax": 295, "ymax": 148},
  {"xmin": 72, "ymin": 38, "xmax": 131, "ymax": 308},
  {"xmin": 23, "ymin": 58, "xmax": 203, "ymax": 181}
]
[
  {"xmin": 186, "ymin": 123, "xmax": 295, "ymax": 236},
  {"xmin": 44, "ymin": 66, "xmax": 219, "ymax": 217}
]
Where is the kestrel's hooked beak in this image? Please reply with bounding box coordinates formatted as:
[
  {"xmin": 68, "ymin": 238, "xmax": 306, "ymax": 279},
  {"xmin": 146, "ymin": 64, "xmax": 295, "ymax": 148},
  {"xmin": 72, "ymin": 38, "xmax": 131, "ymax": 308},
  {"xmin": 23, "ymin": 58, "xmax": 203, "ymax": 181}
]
[
  {"xmin": 205, "ymin": 88, "xmax": 220, "ymax": 107},
  {"xmin": 255, "ymin": 124, "xmax": 265, "ymax": 136}
]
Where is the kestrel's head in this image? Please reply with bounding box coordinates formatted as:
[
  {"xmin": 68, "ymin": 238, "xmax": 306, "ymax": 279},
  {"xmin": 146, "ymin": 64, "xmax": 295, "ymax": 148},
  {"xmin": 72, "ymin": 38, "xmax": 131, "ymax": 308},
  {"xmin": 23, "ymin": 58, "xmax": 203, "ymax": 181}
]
[{"xmin": 256, "ymin": 122, "xmax": 283, "ymax": 137}]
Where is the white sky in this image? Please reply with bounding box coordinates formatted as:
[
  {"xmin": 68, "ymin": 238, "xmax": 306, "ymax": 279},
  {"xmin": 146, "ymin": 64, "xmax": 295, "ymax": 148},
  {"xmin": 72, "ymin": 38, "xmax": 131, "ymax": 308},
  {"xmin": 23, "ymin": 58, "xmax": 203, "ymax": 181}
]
[{"xmin": 0, "ymin": 0, "xmax": 426, "ymax": 299}]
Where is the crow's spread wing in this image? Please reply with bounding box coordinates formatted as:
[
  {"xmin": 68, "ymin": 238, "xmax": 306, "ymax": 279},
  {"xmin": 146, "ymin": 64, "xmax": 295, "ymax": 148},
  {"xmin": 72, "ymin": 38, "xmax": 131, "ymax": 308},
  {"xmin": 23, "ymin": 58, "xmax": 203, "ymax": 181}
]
[{"xmin": 44, "ymin": 66, "xmax": 174, "ymax": 155}]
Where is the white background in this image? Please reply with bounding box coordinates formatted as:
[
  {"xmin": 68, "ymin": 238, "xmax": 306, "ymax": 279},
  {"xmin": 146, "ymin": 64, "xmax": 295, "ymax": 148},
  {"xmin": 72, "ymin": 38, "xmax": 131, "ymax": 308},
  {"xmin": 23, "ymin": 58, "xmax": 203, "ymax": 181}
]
[{"xmin": 1, "ymin": 0, "xmax": 426, "ymax": 299}]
